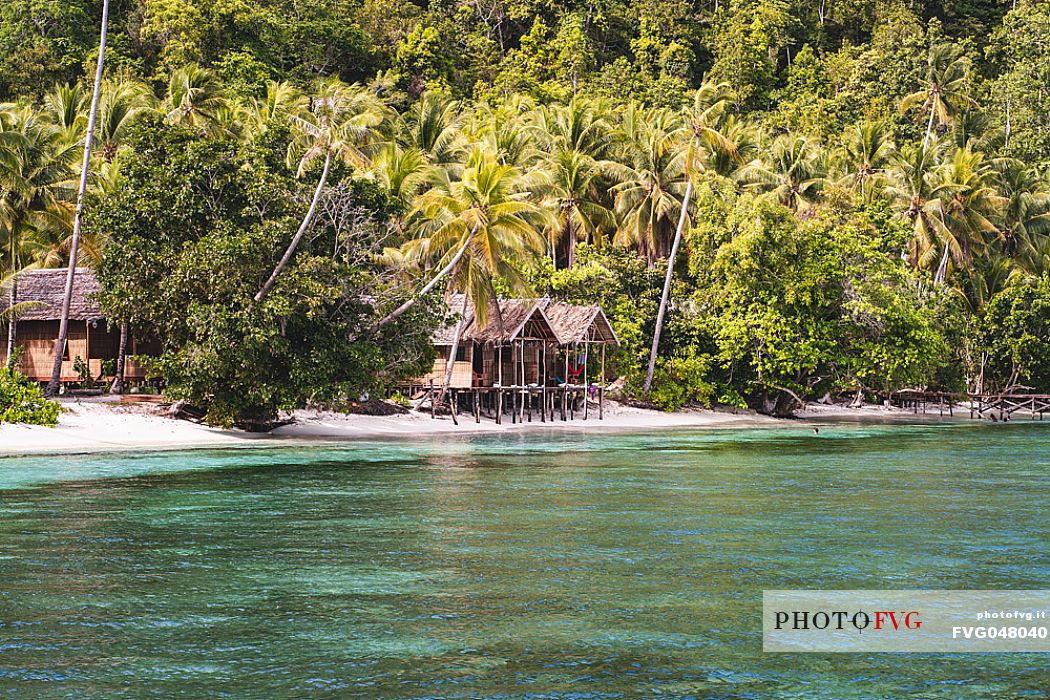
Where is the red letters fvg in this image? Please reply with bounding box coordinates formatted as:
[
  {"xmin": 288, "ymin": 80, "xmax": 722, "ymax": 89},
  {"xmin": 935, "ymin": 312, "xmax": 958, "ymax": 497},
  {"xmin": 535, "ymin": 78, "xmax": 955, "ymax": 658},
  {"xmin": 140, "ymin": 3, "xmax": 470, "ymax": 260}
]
[{"xmin": 873, "ymin": 611, "xmax": 922, "ymax": 630}]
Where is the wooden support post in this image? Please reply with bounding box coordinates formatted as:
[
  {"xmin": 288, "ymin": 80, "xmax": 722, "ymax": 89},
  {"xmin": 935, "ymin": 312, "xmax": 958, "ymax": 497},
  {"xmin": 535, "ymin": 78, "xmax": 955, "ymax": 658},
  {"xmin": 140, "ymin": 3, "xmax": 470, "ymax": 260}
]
[
  {"xmin": 475, "ymin": 389, "xmax": 481, "ymax": 423},
  {"xmin": 600, "ymin": 344, "xmax": 605, "ymax": 420},
  {"xmin": 520, "ymin": 338, "xmax": 526, "ymax": 423},
  {"xmin": 430, "ymin": 379, "xmax": 435, "ymax": 419},
  {"xmin": 449, "ymin": 389, "xmax": 458, "ymax": 425},
  {"xmin": 540, "ymin": 343, "xmax": 546, "ymax": 422},
  {"xmin": 583, "ymin": 342, "xmax": 589, "ymax": 420}
]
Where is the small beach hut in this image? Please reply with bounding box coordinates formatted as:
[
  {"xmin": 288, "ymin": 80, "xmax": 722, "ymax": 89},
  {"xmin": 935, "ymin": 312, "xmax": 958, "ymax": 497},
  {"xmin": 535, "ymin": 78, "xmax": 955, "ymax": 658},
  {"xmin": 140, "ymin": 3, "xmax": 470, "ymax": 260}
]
[
  {"xmin": 539, "ymin": 300, "xmax": 619, "ymax": 388},
  {"xmin": 420, "ymin": 295, "xmax": 560, "ymax": 389},
  {"xmin": 0, "ymin": 269, "xmax": 154, "ymax": 384}
]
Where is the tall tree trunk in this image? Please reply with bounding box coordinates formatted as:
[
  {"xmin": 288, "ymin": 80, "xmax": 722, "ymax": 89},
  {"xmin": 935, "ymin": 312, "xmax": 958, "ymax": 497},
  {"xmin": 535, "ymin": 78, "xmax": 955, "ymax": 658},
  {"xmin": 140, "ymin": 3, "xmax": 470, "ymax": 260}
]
[
  {"xmin": 371, "ymin": 233, "xmax": 472, "ymax": 332},
  {"xmin": 934, "ymin": 241, "xmax": 951, "ymax": 286},
  {"xmin": 438, "ymin": 292, "xmax": 470, "ymax": 406},
  {"xmin": 110, "ymin": 321, "xmax": 128, "ymax": 394},
  {"xmin": 643, "ymin": 140, "xmax": 696, "ymax": 394},
  {"xmin": 566, "ymin": 220, "xmax": 577, "ymax": 269},
  {"xmin": 5, "ymin": 270, "xmax": 16, "ymax": 365},
  {"xmin": 255, "ymin": 150, "xmax": 332, "ymax": 304},
  {"xmin": 46, "ymin": 0, "xmax": 109, "ymax": 398},
  {"xmin": 922, "ymin": 104, "xmax": 937, "ymax": 154}
]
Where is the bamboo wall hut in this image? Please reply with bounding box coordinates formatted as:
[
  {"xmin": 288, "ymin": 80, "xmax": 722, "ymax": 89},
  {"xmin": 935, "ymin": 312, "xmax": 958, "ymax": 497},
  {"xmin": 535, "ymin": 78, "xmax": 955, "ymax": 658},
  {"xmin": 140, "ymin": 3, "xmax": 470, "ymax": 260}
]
[
  {"xmin": 418, "ymin": 295, "xmax": 618, "ymax": 390},
  {"xmin": 539, "ymin": 300, "xmax": 619, "ymax": 389},
  {"xmin": 0, "ymin": 269, "xmax": 154, "ymax": 384},
  {"xmin": 419, "ymin": 296, "xmax": 561, "ymax": 389}
]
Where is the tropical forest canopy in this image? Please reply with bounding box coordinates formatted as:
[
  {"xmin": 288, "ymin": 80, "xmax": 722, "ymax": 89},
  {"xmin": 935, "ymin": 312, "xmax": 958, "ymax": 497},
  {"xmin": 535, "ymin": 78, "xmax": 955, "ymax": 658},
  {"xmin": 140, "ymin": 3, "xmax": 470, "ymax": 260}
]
[{"xmin": 3, "ymin": 0, "xmax": 1050, "ymax": 422}]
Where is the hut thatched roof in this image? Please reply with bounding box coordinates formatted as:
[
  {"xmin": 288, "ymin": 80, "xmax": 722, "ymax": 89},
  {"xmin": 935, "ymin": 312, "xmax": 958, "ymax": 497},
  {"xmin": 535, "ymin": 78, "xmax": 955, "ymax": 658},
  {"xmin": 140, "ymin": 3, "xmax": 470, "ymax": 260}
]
[
  {"xmin": 539, "ymin": 300, "xmax": 619, "ymax": 345},
  {"xmin": 0, "ymin": 268, "xmax": 102, "ymax": 322},
  {"xmin": 431, "ymin": 295, "xmax": 617, "ymax": 346},
  {"xmin": 433, "ymin": 295, "xmax": 558, "ymax": 345},
  {"xmin": 469, "ymin": 298, "xmax": 559, "ymax": 343}
]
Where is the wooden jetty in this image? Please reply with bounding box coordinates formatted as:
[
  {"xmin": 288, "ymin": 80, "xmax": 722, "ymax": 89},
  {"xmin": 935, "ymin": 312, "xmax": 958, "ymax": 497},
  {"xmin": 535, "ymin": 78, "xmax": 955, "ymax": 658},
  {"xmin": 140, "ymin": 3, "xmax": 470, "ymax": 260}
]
[{"xmin": 890, "ymin": 389, "xmax": 1050, "ymax": 421}]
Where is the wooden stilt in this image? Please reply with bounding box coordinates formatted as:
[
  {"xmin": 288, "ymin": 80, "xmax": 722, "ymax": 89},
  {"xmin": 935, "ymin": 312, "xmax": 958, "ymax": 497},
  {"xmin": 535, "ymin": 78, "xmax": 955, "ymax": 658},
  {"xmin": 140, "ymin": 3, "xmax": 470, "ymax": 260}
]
[{"xmin": 599, "ymin": 344, "xmax": 605, "ymax": 420}]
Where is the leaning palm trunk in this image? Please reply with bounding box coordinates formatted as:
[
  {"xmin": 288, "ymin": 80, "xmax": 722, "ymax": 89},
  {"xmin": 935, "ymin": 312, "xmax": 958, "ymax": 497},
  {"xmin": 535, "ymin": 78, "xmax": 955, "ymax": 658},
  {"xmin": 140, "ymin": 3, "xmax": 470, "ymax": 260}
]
[
  {"xmin": 371, "ymin": 235, "xmax": 472, "ymax": 332},
  {"xmin": 933, "ymin": 242, "xmax": 951, "ymax": 287},
  {"xmin": 438, "ymin": 293, "xmax": 470, "ymax": 407},
  {"xmin": 255, "ymin": 150, "xmax": 332, "ymax": 304},
  {"xmin": 6, "ymin": 273, "xmax": 16, "ymax": 364},
  {"xmin": 110, "ymin": 322, "xmax": 128, "ymax": 394},
  {"xmin": 47, "ymin": 0, "xmax": 109, "ymax": 397},
  {"xmin": 642, "ymin": 140, "xmax": 696, "ymax": 395},
  {"xmin": 922, "ymin": 105, "xmax": 937, "ymax": 154}
]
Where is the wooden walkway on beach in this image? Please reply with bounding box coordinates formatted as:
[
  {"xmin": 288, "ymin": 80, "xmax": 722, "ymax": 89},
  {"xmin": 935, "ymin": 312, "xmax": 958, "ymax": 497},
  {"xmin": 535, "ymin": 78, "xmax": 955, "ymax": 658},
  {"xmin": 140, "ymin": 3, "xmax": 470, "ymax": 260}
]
[{"xmin": 891, "ymin": 390, "xmax": 1050, "ymax": 421}]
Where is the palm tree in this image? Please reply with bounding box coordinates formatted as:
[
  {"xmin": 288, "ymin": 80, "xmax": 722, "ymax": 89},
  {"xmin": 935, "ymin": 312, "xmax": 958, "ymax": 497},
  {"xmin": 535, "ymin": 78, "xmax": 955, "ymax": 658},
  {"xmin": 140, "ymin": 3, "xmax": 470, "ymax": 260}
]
[
  {"xmin": 0, "ymin": 108, "xmax": 77, "ymax": 361},
  {"xmin": 245, "ymin": 81, "xmax": 306, "ymax": 136},
  {"xmin": 396, "ymin": 92, "xmax": 463, "ymax": 165},
  {"xmin": 404, "ymin": 149, "xmax": 545, "ymax": 396},
  {"xmin": 373, "ymin": 149, "xmax": 545, "ymax": 342},
  {"xmin": 949, "ymin": 109, "xmax": 1005, "ymax": 156},
  {"xmin": 992, "ymin": 159, "xmax": 1050, "ymax": 258},
  {"xmin": 886, "ymin": 142, "xmax": 945, "ymax": 272},
  {"xmin": 538, "ymin": 145, "xmax": 615, "ymax": 268},
  {"xmin": 900, "ymin": 43, "xmax": 977, "ymax": 153},
  {"xmin": 96, "ymin": 79, "xmax": 154, "ymax": 162},
  {"xmin": 161, "ymin": 64, "xmax": 230, "ymax": 135},
  {"xmin": 254, "ymin": 79, "xmax": 387, "ymax": 304},
  {"xmin": 530, "ymin": 98, "xmax": 612, "ymax": 158},
  {"xmin": 372, "ymin": 143, "xmax": 429, "ymax": 212},
  {"xmin": 466, "ymin": 96, "xmax": 537, "ymax": 168},
  {"xmin": 705, "ymin": 115, "xmax": 757, "ymax": 180},
  {"xmin": 836, "ymin": 120, "xmax": 894, "ymax": 203},
  {"xmin": 643, "ymin": 81, "xmax": 734, "ymax": 394},
  {"xmin": 46, "ymin": 0, "xmax": 108, "ymax": 397},
  {"xmin": 611, "ymin": 106, "xmax": 687, "ymax": 265},
  {"xmin": 42, "ymin": 83, "xmax": 87, "ymax": 140},
  {"xmin": 743, "ymin": 133, "xmax": 828, "ymax": 211},
  {"xmin": 929, "ymin": 147, "xmax": 1003, "ymax": 285},
  {"xmin": 531, "ymin": 99, "xmax": 617, "ymax": 268}
]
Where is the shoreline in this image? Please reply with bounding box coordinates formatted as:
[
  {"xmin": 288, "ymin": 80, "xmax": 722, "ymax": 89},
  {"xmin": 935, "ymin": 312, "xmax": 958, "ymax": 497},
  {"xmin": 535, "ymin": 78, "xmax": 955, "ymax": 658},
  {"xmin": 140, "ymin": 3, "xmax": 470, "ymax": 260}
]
[{"xmin": 1, "ymin": 396, "xmax": 965, "ymax": 458}]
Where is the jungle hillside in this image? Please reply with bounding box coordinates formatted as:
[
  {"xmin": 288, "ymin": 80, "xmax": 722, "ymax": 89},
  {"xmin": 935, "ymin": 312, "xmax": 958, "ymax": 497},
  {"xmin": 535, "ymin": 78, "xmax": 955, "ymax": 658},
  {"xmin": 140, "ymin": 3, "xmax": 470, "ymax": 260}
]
[{"xmin": 3, "ymin": 0, "xmax": 1050, "ymax": 423}]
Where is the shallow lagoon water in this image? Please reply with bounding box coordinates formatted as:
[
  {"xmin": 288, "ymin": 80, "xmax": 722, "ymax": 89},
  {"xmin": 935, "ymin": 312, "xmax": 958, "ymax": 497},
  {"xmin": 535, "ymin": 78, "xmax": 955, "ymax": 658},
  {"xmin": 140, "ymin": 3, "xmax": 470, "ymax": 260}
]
[{"xmin": 1, "ymin": 421, "xmax": 1049, "ymax": 698}]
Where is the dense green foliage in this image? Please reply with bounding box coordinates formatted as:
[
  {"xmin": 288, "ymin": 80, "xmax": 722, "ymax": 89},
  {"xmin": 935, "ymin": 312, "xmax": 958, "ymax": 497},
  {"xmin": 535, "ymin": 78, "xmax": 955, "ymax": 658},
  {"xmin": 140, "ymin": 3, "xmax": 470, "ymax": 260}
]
[
  {"xmin": 3, "ymin": 0, "xmax": 1050, "ymax": 420},
  {"xmin": 0, "ymin": 365, "xmax": 60, "ymax": 425},
  {"xmin": 91, "ymin": 120, "xmax": 437, "ymax": 426}
]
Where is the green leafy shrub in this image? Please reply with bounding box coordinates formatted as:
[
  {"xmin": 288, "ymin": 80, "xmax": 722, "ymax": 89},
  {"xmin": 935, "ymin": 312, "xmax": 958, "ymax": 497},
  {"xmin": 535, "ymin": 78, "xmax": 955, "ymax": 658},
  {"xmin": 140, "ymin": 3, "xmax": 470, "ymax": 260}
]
[
  {"xmin": 645, "ymin": 355, "xmax": 716, "ymax": 412},
  {"xmin": 0, "ymin": 367, "xmax": 60, "ymax": 426}
]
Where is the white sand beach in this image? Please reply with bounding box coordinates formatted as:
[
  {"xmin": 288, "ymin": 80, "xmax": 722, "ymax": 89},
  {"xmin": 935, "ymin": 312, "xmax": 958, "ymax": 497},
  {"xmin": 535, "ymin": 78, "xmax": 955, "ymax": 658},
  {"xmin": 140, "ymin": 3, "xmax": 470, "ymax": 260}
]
[
  {"xmin": 0, "ymin": 395, "xmax": 943, "ymax": 457},
  {"xmin": 0, "ymin": 395, "xmax": 767, "ymax": 456}
]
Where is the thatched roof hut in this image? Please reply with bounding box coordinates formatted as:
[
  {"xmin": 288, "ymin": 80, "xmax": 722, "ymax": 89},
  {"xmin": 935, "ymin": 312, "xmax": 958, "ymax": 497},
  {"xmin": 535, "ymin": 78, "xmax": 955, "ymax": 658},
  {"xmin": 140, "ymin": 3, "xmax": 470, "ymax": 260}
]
[
  {"xmin": 539, "ymin": 301, "xmax": 619, "ymax": 346},
  {"xmin": 430, "ymin": 295, "xmax": 617, "ymax": 347},
  {"xmin": 433, "ymin": 295, "xmax": 560, "ymax": 345},
  {"xmin": 0, "ymin": 269, "xmax": 102, "ymax": 321}
]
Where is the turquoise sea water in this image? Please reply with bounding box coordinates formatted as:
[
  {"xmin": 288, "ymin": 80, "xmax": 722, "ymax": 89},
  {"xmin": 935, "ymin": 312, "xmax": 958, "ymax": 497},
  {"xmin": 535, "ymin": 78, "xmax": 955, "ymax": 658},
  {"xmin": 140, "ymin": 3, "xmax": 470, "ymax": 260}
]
[{"xmin": 1, "ymin": 421, "xmax": 1049, "ymax": 698}]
